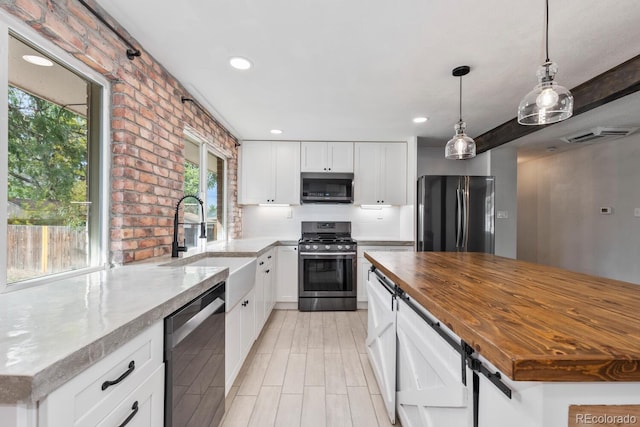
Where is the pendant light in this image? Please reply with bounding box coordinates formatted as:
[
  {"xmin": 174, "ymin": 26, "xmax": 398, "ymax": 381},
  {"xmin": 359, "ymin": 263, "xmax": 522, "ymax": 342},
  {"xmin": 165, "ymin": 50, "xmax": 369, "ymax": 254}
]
[
  {"xmin": 518, "ymin": 0, "xmax": 573, "ymax": 125},
  {"xmin": 445, "ymin": 65, "xmax": 476, "ymax": 160}
]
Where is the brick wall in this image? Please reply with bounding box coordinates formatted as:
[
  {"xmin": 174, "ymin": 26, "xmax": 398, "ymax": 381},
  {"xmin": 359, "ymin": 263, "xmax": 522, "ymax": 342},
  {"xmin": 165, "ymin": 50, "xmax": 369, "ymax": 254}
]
[{"xmin": 1, "ymin": 0, "xmax": 242, "ymax": 264}]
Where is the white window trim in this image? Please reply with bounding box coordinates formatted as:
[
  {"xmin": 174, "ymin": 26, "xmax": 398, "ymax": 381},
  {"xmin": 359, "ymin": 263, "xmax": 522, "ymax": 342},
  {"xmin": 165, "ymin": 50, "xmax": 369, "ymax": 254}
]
[
  {"xmin": 0, "ymin": 14, "xmax": 111, "ymax": 293},
  {"xmin": 183, "ymin": 127, "xmax": 229, "ymax": 248}
]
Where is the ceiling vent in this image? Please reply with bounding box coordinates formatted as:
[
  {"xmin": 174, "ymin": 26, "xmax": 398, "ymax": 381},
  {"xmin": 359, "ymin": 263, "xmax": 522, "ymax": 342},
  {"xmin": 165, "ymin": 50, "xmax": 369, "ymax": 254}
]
[{"xmin": 561, "ymin": 126, "xmax": 638, "ymax": 144}]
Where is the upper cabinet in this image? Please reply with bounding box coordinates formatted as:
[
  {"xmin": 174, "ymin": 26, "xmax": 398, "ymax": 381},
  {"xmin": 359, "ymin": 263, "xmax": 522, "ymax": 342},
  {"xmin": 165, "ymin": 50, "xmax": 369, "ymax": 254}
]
[
  {"xmin": 239, "ymin": 141, "xmax": 300, "ymax": 205},
  {"xmin": 354, "ymin": 142, "xmax": 407, "ymax": 205},
  {"xmin": 301, "ymin": 142, "xmax": 354, "ymax": 173}
]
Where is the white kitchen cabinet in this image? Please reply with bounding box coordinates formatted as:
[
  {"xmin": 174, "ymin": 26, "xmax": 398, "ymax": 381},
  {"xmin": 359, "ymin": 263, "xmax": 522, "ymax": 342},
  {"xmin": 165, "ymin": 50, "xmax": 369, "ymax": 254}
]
[
  {"xmin": 354, "ymin": 142, "xmax": 407, "ymax": 205},
  {"xmin": 276, "ymin": 245, "xmax": 298, "ymax": 303},
  {"xmin": 239, "ymin": 140, "xmax": 300, "ymax": 205},
  {"xmin": 254, "ymin": 249, "xmax": 276, "ymax": 332},
  {"xmin": 357, "ymin": 246, "xmax": 413, "ymax": 303},
  {"xmin": 225, "ymin": 287, "xmax": 255, "ymax": 394},
  {"xmin": 40, "ymin": 322, "xmax": 164, "ymax": 427},
  {"xmin": 366, "ymin": 270, "xmax": 398, "ymax": 423},
  {"xmin": 301, "ymin": 141, "xmax": 353, "ymax": 173},
  {"xmin": 396, "ymin": 296, "xmax": 470, "ymax": 427}
]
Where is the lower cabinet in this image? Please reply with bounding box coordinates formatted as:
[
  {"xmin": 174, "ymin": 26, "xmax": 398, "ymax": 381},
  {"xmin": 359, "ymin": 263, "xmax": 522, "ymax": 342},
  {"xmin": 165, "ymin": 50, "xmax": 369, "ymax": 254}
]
[
  {"xmin": 396, "ymin": 297, "xmax": 470, "ymax": 426},
  {"xmin": 276, "ymin": 245, "xmax": 298, "ymax": 304},
  {"xmin": 39, "ymin": 322, "xmax": 164, "ymax": 427},
  {"xmin": 225, "ymin": 287, "xmax": 255, "ymax": 394},
  {"xmin": 255, "ymin": 249, "xmax": 276, "ymax": 332}
]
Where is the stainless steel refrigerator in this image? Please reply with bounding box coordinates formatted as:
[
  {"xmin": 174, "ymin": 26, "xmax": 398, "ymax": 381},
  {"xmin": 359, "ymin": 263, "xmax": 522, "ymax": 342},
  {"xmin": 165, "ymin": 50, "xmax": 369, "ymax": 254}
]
[{"xmin": 416, "ymin": 175, "xmax": 495, "ymax": 253}]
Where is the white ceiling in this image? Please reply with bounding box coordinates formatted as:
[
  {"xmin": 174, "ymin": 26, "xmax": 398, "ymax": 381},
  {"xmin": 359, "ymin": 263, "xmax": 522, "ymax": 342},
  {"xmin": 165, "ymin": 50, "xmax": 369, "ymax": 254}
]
[{"xmin": 96, "ymin": 0, "xmax": 640, "ymax": 147}]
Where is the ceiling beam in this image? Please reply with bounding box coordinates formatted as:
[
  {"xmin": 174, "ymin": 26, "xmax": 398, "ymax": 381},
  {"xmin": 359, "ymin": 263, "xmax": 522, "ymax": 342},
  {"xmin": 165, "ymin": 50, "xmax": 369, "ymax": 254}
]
[{"xmin": 475, "ymin": 54, "xmax": 640, "ymax": 153}]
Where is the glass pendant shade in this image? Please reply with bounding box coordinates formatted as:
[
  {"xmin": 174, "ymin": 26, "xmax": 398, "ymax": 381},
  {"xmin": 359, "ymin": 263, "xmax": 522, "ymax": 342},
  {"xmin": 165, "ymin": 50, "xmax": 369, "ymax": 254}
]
[
  {"xmin": 518, "ymin": 62, "xmax": 573, "ymax": 125},
  {"xmin": 445, "ymin": 122, "xmax": 476, "ymax": 160}
]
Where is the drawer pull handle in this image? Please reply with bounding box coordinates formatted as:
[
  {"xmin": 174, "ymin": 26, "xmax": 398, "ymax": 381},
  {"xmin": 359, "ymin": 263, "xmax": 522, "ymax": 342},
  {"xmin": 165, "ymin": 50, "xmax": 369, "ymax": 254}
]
[
  {"xmin": 102, "ymin": 360, "xmax": 135, "ymax": 391},
  {"xmin": 118, "ymin": 401, "xmax": 139, "ymax": 427}
]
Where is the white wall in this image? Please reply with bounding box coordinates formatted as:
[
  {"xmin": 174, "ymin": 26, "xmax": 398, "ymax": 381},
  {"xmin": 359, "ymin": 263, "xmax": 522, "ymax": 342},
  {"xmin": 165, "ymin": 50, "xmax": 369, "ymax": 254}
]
[
  {"xmin": 517, "ymin": 134, "xmax": 640, "ymax": 284},
  {"xmin": 417, "ymin": 146, "xmax": 490, "ymax": 176}
]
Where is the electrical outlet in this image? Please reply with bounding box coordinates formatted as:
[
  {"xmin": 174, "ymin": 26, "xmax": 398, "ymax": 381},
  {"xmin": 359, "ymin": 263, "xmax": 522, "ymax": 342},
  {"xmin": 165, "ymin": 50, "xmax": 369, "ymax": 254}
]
[
  {"xmin": 497, "ymin": 210, "xmax": 509, "ymax": 219},
  {"xmin": 634, "ymin": 208, "xmax": 640, "ymax": 218},
  {"xmin": 600, "ymin": 207, "xmax": 613, "ymax": 215}
]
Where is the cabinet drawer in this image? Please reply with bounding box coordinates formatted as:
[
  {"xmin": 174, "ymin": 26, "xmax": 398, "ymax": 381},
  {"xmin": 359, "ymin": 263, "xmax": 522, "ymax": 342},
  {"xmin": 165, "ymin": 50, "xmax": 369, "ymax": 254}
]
[
  {"xmin": 41, "ymin": 322, "xmax": 163, "ymax": 427},
  {"xmin": 94, "ymin": 364, "xmax": 164, "ymax": 427}
]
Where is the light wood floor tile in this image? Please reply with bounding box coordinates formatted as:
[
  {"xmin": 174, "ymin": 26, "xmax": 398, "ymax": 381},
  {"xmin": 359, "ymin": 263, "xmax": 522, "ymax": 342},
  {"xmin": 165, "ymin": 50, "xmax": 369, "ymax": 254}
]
[
  {"xmin": 274, "ymin": 393, "xmax": 303, "ymax": 427},
  {"xmin": 326, "ymin": 394, "xmax": 353, "ymax": 427},
  {"xmin": 347, "ymin": 386, "xmax": 379, "ymax": 427},
  {"xmin": 247, "ymin": 386, "xmax": 281, "ymax": 427},
  {"xmin": 301, "ymin": 386, "xmax": 326, "ymax": 427},
  {"xmin": 357, "ymin": 310, "xmax": 368, "ymax": 328},
  {"xmin": 342, "ymin": 349, "xmax": 367, "ymax": 387},
  {"xmin": 323, "ymin": 324, "xmax": 341, "ymax": 353},
  {"xmin": 221, "ymin": 395, "xmax": 256, "ymax": 427},
  {"xmin": 371, "ymin": 393, "xmax": 395, "ymax": 427},
  {"xmin": 322, "ymin": 311, "xmax": 336, "ymax": 327},
  {"xmin": 263, "ymin": 349, "xmax": 290, "ymax": 386},
  {"xmin": 308, "ymin": 324, "xmax": 324, "ymax": 349},
  {"xmin": 237, "ymin": 353, "xmax": 271, "ymax": 396},
  {"xmin": 305, "ymin": 348, "xmax": 325, "ymax": 386},
  {"xmin": 310, "ymin": 312, "xmax": 323, "ymax": 328},
  {"xmin": 268, "ymin": 310, "xmax": 287, "ymax": 329},
  {"xmin": 337, "ymin": 324, "xmax": 356, "ymax": 351},
  {"xmin": 282, "ymin": 353, "xmax": 307, "ymax": 394},
  {"xmin": 255, "ymin": 326, "xmax": 280, "ymax": 354},
  {"xmin": 352, "ymin": 325, "xmax": 368, "ymax": 354},
  {"xmin": 275, "ymin": 323, "xmax": 295, "ymax": 349},
  {"xmin": 359, "ymin": 353, "xmax": 381, "ymax": 395},
  {"xmin": 225, "ymin": 386, "xmax": 239, "ymax": 412},
  {"xmin": 324, "ymin": 352, "xmax": 347, "ymax": 395},
  {"xmin": 291, "ymin": 321, "xmax": 309, "ymax": 354}
]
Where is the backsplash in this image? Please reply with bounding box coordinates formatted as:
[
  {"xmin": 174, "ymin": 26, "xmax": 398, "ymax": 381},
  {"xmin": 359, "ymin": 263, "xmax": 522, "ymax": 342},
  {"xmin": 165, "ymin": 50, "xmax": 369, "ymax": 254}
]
[{"xmin": 241, "ymin": 205, "xmax": 414, "ymax": 241}]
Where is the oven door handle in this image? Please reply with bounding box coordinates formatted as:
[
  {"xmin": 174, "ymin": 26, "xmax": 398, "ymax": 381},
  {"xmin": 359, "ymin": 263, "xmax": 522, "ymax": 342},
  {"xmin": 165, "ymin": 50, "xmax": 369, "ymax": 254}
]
[{"xmin": 299, "ymin": 252, "xmax": 356, "ymax": 256}]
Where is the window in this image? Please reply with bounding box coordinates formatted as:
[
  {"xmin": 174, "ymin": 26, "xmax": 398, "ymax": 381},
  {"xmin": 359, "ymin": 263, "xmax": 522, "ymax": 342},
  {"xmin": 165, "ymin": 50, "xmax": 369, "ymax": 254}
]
[
  {"xmin": 183, "ymin": 134, "xmax": 227, "ymax": 250},
  {"xmin": 2, "ymin": 33, "xmax": 105, "ymax": 289}
]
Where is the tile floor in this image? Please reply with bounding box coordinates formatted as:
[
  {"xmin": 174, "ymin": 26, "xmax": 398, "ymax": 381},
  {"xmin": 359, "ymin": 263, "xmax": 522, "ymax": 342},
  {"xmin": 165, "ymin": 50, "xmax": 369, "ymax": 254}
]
[{"xmin": 221, "ymin": 310, "xmax": 398, "ymax": 427}]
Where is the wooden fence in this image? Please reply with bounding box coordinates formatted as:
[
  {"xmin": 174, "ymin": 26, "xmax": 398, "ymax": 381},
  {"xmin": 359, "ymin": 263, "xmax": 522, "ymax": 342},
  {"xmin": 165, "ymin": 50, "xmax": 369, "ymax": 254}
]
[{"xmin": 7, "ymin": 225, "xmax": 87, "ymax": 282}]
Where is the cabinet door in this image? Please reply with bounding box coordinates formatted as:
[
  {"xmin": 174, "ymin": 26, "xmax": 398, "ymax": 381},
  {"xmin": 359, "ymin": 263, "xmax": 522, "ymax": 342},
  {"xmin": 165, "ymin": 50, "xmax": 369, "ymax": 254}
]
[
  {"xmin": 276, "ymin": 246, "xmax": 299, "ymax": 302},
  {"xmin": 264, "ymin": 265, "xmax": 275, "ymax": 318},
  {"xmin": 241, "ymin": 288, "xmax": 256, "ymax": 359},
  {"xmin": 273, "ymin": 141, "xmax": 301, "ymax": 204},
  {"xmin": 366, "ymin": 272, "xmax": 397, "ymax": 423},
  {"xmin": 354, "ymin": 143, "xmax": 380, "ymax": 205},
  {"xmin": 380, "ymin": 143, "xmax": 407, "ymax": 205},
  {"xmin": 240, "ymin": 141, "xmax": 273, "ymax": 204},
  {"xmin": 328, "ymin": 142, "xmax": 354, "ymax": 172},
  {"xmin": 225, "ymin": 303, "xmax": 242, "ymax": 394},
  {"xmin": 357, "ymin": 258, "xmax": 372, "ymax": 302},
  {"xmin": 301, "ymin": 142, "xmax": 328, "ymax": 172},
  {"xmin": 396, "ymin": 297, "xmax": 469, "ymax": 427},
  {"xmin": 254, "ymin": 258, "xmax": 267, "ymax": 332}
]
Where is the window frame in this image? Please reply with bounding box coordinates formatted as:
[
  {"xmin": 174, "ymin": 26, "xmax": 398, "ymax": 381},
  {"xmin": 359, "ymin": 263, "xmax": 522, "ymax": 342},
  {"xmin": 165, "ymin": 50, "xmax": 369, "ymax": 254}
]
[
  {"xmin": 183, "ymin": 128, "xmax": 228, "ymax": 251},
  {"xmin": 0, "ymin": 16, "xmax": 110, "ymax": 293}
]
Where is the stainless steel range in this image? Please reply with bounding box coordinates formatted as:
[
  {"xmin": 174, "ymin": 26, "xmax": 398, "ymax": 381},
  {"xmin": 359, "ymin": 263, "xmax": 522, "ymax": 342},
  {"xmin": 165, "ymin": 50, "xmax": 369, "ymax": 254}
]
[{"xmin": 298, "ymin": 221, "xmax": 357, "ymax": 311}]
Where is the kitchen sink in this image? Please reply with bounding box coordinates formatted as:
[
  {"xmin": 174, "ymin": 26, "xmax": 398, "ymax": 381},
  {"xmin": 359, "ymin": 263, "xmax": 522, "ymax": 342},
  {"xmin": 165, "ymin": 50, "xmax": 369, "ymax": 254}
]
[{"xmin": 166, "ymin": 256, "xmax": 256, "ymax": 311}]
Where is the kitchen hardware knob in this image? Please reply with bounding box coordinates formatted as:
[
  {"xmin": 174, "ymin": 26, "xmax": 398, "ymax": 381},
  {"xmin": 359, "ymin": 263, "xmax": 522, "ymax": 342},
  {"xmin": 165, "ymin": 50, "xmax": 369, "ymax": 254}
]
[
  {"xmin": 102, "ymin": 360, "xmax": 135, "ymax": 390},
  {"xmin": 268, "ymin": 255, "xmax": 272, "ymax": 259},
  {"xmin": 266, "ymin": 269, "xmax": 270, "ymax": 273},
  {"xmin": 259, "ymin": 261, "xmax": 265, "ymax": 266},
  {"xmin": 118, "ymin": 401, "xmax": 139, "ymax": 427}
]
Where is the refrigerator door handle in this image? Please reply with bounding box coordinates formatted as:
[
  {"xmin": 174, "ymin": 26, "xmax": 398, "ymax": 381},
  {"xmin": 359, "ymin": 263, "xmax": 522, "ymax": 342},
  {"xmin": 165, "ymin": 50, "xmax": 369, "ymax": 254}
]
[
  {"xmin": 456, "ymin": 188, "xmax": 463, "ymax": 248},
  {"xmin": 462, "ymin": 179, "xmax": 470, "ymax": 249}
]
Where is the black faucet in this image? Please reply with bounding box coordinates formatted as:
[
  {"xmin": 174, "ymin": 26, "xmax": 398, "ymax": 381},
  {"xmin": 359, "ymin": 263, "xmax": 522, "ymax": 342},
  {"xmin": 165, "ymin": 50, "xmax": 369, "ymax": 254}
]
[{"xmin": 172, "ymin": 194, "xmax": 206, "ymax": 257}]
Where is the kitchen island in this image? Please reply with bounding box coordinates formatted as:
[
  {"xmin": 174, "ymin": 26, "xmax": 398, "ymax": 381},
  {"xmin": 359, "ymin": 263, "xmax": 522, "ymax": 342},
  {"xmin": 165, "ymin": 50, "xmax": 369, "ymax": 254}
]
[{"xmin": 364, "ymin": 251, "xmax": 640, "ymax": 427}]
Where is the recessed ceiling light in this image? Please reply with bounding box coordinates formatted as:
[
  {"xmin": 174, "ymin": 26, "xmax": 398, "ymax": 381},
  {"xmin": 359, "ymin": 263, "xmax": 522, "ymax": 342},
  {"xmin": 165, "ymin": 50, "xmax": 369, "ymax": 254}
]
[
  {"xmin": 413, "ymin": 117, "xmax": 428, "ymax": 124},
  {"xmin": 229, "ymin": 56, "xmax": 252, "ymax": 70},
  {"xmin": 22, "ymin": 54, "xmax": 54, "ymax": 67},
  {"xmin": 270, "ymin": 129, "xmax": 283, "ymax": 135}
]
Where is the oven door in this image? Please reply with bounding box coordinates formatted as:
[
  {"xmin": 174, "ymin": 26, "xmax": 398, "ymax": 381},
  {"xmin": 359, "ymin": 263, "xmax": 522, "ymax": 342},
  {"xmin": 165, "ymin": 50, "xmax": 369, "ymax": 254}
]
[{"xmin": 299, "ymin": 252, "xmax": 357, "ymax": 298}]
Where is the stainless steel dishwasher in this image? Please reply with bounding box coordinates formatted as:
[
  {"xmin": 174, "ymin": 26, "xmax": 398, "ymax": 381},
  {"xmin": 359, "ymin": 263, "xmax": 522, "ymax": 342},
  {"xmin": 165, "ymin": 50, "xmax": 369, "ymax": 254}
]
[{"xmin": 164, "ymin": 281, "xmax": 225, "ymax": 427}]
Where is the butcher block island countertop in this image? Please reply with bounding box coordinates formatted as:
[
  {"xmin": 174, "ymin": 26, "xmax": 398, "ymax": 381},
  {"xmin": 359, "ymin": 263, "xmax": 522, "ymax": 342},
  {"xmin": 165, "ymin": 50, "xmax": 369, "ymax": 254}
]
[{"xmin": 364, "ymin": 251, "xmax": 640, "ymax": 382}]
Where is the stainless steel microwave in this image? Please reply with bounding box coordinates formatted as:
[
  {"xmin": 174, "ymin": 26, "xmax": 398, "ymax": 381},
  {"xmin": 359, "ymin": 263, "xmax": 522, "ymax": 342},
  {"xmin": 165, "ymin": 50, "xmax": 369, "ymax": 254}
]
[{"xmin": 300, "ymin": 172, "xmax": 354, "ymax": 204}]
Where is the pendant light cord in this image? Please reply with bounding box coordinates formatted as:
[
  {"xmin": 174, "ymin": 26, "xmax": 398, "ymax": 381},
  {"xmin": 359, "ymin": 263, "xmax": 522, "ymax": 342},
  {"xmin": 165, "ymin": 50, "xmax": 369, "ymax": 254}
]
[
  {"xmin": 545, "ymin": 0, "xmax": 550, "ymax": 62},
  {"xmin": 459, "ymin": 76, "xmax": 463, "ymax": 123}
]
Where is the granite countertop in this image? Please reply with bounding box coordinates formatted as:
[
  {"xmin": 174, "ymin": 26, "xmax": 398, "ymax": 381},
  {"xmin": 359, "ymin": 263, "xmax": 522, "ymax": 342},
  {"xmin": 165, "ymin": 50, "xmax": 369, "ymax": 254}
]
[
  {"xmin": 365, "ymin": 251, "xmax": 640, "ymax": 382},
  {"xmin": 0, "ymin": 263, "xmax": 228, "ymax": 404}
]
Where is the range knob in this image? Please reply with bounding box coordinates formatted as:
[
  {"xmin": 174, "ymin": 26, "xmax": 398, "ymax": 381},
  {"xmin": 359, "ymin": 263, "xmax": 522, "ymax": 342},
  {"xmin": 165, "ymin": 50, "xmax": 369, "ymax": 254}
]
[
  {"xmin": 337, "ymin": 245, "xmax": 343, "ymax": 250},
  {"xmin": 313, "ymin": 245, "xmax": 318, "ymax": 250},
  {"xmin": 325, "ymin": 245, "xmax": 331, "ymax": 250},
  {"xmin": 345, "ymin": 245, "xmax": 351, "ymax": 250},
  {"xmin": 305, "ymin": 245, "xmax": 311, "ymax": 250}
]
